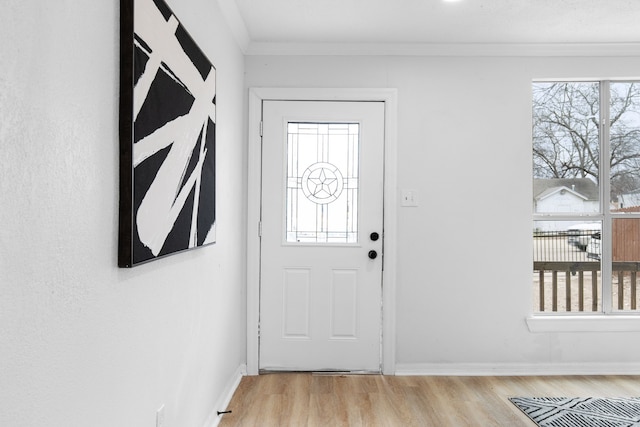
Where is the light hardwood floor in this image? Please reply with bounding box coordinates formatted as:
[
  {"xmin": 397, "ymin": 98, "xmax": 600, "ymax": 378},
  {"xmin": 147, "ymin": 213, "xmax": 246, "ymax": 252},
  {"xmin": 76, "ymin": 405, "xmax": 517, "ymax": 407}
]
[{"xmin": 218, "ymin": 373, "xmax": 640, "ymax": 426}]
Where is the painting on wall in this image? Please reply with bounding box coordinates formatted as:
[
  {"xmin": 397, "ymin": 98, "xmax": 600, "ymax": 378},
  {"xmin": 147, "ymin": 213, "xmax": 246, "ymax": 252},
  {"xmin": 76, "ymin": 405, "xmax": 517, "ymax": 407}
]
[{"xmin": 119, "ymin": 0, "xmax": 216, "ymax": 267}]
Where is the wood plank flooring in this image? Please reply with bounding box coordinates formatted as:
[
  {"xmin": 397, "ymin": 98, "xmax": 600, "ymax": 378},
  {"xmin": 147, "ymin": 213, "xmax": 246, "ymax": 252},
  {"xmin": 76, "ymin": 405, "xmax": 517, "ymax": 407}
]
[{"xmin": 218, "ymin": 373, "xmax": 640, "ymax": 426}]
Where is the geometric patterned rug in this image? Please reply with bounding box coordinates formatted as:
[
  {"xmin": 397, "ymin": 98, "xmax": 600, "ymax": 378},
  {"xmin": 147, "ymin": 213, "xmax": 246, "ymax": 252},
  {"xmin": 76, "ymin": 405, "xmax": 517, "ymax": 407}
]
[{"xmin": 510, "ymin": 397, "xmax": 640, "ymax": 426}]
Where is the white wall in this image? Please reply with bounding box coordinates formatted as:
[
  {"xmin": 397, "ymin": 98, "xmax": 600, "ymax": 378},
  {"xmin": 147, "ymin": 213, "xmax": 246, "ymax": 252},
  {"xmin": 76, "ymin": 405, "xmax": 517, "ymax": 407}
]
[
  {"xmin": 0, "ymin": 0, "xmax": 245, "ymax": 426},
  {"xmin": 245, "ymin": 54, "xmax": 640, "ymax": 373}
]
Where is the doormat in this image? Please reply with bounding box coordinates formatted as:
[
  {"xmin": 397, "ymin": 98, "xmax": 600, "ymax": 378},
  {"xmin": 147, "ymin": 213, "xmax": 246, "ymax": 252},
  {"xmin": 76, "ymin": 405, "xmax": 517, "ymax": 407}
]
[{"xmin": 510, "ymin": 397, "xmax": 640, "ymax": 426}]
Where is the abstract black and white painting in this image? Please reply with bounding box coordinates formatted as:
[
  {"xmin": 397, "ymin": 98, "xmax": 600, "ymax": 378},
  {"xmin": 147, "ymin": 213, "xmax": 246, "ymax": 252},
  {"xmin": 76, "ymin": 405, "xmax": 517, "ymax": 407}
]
[{"xmin": 119, "ymin": 0, "xmax": 216, "ymax": 267}]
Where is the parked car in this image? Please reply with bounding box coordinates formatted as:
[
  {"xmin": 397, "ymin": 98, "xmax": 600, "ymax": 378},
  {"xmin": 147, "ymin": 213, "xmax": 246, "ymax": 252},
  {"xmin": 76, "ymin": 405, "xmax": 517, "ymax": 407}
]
[
  {"xmin": 567, "ymin": 223, "xmax": 601, "ymax": 251},
  {"xmin": 567, "ymin": 222, "xmax": 602, "ymax": 251},
  {"xmin": 586, "ymin": 232, "xmax": 601, "ymax": 260}
]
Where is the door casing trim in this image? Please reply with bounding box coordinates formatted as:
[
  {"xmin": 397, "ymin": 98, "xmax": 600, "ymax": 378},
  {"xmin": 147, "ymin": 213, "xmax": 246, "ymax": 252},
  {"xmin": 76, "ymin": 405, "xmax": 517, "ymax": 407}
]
[{"xmin": 246, "ymin": 88, "xmax": 398, "ymax": 375}]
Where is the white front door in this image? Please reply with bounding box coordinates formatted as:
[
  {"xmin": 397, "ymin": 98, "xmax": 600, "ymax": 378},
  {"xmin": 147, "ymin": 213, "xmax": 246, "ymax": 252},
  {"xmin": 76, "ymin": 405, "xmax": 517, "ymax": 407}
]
[{"xmin": 259, "ymin": 100, "xmax": 385, "ymax": 372}]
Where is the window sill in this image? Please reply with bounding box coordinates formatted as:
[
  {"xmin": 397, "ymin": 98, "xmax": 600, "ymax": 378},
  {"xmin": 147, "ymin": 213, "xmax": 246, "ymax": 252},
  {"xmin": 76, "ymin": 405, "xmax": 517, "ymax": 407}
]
[{"xmin": 526, "ymin": 315, "xmax": 640, "ymax": 332}]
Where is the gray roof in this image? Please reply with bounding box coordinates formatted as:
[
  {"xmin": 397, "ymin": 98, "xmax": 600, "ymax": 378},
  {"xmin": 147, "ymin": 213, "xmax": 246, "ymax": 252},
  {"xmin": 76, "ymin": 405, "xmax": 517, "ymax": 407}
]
[{"xmin": 533, "ymin": 178, "xmax": 599, "ymax": 201}]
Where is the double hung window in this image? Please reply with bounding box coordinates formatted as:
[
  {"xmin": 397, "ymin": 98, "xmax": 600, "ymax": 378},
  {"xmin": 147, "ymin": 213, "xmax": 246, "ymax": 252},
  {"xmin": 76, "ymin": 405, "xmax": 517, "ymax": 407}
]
[{"xmin": 532, "ymin": 81, "xmax": 640, "ymax": 314}]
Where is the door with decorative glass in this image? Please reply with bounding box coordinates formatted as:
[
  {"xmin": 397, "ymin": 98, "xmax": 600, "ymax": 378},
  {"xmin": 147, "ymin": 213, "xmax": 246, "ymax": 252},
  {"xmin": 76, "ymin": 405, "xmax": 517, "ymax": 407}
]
[{"xmin": 259, "ymin": 100, "xmax": 384, "ymax": 372}]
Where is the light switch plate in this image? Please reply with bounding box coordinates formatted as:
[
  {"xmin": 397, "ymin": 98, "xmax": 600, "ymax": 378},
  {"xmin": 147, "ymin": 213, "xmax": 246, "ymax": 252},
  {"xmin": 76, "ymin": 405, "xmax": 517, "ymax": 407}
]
[{"xmin": 401, "ymin": 189, "xmax": 419, "ymax": 207}]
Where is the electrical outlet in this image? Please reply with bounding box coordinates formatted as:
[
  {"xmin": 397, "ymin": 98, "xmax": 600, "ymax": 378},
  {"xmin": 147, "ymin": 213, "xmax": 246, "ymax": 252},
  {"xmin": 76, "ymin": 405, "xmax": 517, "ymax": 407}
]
[{"xmin": 156, "ymin": 405, "xmax": 165, "ymax": 427}]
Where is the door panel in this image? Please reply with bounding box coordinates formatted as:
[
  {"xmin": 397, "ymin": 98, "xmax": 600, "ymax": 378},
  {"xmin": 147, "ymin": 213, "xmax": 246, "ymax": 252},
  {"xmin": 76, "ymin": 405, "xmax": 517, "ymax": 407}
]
[
  {"xmin": 330, "ymin": 269, "xmax": 358, "ymax": 338},
  {"xmin": 282, "ymin": 268, "xmax": 311, "ymax": 338},
  {"xmin": 259, "ymin": 100, "xmax": 384, "ymax": 372}
]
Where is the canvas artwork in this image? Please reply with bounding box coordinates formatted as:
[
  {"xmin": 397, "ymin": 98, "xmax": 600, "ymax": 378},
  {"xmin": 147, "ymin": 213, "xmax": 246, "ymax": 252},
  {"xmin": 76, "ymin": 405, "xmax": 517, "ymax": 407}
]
[{"xmin": 119, "ymin": 0, "xmax": 216, "ymax": 267}]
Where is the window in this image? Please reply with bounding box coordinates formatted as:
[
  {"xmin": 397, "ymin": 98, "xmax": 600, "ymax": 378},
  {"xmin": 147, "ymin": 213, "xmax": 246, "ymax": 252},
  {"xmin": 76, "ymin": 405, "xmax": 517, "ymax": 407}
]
[
  {"xmin": 286, "ymin": 122, "xmax": 360, "ymax": 244},
  {"xmin": 532, "ymin": 81, "xmax": 640, "ymax": 315}
]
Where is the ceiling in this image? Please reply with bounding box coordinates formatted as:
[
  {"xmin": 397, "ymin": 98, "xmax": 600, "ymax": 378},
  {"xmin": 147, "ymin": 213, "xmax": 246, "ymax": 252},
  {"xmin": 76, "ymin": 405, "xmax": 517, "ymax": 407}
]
[{"xmin": 220, "ymin": 0, "xmax": 640, "ymax": 55}]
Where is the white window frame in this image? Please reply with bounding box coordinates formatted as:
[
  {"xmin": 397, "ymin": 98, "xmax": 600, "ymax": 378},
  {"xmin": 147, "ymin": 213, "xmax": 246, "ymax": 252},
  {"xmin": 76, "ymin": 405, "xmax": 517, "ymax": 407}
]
[{"xmin": 529, "ymin": 79, "xmax": 640, "ymax": 332}]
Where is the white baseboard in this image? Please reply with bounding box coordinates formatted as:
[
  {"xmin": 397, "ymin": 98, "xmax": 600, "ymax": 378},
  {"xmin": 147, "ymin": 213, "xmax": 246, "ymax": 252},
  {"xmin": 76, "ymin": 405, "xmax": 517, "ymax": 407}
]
[
  {"xmin": 394, "ymin": 362, "xmax": 640, "ymax": 376},
  {"xmin": 203, "ymin": 364, "xmax": 246, "ymax": 427}
]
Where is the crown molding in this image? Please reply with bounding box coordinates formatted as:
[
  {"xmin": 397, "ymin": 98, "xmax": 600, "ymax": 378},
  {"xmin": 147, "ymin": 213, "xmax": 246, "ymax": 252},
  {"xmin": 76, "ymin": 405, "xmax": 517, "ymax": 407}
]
[
  {"xmin": 244, "ymin": 41, "xmax": 640, "ymax": 57},
  {"xmin": 213, "ymin": 2, "xmax": 640, "ymax": 58},
  {"xmin": 217, "ymin": 0, "xmax": 251, "ymax": 52}
]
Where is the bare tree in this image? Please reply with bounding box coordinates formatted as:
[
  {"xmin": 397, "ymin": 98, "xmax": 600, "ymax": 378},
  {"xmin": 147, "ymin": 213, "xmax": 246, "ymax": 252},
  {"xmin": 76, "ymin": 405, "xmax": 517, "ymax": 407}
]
[
  {"xmin": 610, "ymin": 82, "xmax": 640, "ymax": 195},
  {"xmin": 533, "ymin": 82, "xmax": 640, "ymax": 197}
]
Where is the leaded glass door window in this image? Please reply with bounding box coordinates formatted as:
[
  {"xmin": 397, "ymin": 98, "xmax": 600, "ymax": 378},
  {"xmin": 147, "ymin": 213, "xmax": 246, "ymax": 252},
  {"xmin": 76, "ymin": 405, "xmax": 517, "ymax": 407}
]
[{"xmin": 286, "ymin": 122, "xmax": 359, "ymax": 244}]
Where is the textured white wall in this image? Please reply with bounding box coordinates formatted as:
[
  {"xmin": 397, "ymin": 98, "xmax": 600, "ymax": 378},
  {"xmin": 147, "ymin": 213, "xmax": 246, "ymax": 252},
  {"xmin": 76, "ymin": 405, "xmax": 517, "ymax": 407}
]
[
  {"xmin": 245, "ymin": 55, "xmax": 640, "ymax": 372},
  {"xmin": 0, "ymin": 0, "xmax": 246, "ymax": 426}
]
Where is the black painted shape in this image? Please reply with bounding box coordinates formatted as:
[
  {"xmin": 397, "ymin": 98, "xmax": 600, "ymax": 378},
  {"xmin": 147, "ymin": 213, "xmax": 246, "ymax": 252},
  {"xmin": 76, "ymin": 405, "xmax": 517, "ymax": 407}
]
[
  {"xmin": 152, "ymin": 0, "xmax": 173, "ymax": 21},
  {"xmin": 159, "ymin": 186, "xmax": 196, "ymax": 257},
  {"xmin": 134, "ymin": 34, "xmax": 152, "ymax": 55},
  {"xmin": 132, "ymin": 226, "xmax": 154, "ymax": 264},
  {"xmin": 178, "ymin": 126, "xmax": 203, "ymax": 198},
  {"xmin": 134, "ymin": 65, "xmax": 194, "ymax": 144},
  {"xmin": 133, "ymin": 45, "xmax": 149, "ymax": 87},
  {"xmin": 196, "ymin": 118, "xmax": 216, "ymax": 246},
  {"xmin": 132, "ymin": 144, "xmax": 173, "ymax": 264},
  {"xmin": 159, "ymin": 61, "xmax": 190, "ymax": 96},
  {"xmin": 175, "ymin": 24, "xmax": 213, "ymax": 81}
]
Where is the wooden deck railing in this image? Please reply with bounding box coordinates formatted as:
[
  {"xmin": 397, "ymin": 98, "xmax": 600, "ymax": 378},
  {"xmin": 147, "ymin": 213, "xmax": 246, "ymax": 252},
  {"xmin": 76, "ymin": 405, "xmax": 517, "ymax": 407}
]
[{"xmin": 534, "ymin": 261, "xmax": 640, "ymax": 312}]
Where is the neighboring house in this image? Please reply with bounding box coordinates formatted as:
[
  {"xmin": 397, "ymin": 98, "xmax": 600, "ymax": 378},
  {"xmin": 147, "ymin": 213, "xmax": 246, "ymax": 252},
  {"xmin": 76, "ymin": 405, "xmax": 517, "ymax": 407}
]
[
  {"xmin": 533, "ymin": 178, "xmax": 599, "ymax": 231},
  {"xmin": 617, "ymin": 189, "xmax": 640, "ymax": 210}
]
